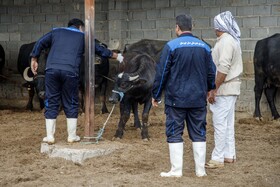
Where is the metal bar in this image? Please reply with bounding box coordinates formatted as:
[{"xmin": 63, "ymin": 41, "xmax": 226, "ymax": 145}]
[{"xmin": 84, "ymin": 0, "xmax": 95, "ymax": 139}]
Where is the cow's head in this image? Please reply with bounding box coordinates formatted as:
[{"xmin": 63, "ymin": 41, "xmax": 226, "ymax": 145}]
[
  {"xmin": 33, "ymin": 49, "xmax": 48, "ymax": 100},
  {"xmin": 108, "ymin": 73, "xmax": 139, "ymax": 104},
  {"xmin": 33, "ymin": 74, "xmax": 45, "ymax": 99},
  {"xmin": 109, "ymin": 71, "xmax": 147, "ymax": 104},
  {"xmin": 109, "ymin": 53, "xmax": 155, "ymax": 104},
  {"xmin": 22, "ymin": 66, "xmax": 45, "ymax": 100}
]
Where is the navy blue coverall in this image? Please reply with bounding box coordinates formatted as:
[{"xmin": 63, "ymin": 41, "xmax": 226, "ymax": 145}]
[
  {"xmin": 31, "ymin": 26, "xmax": 114, "ymax": 119},
  {"xmin": 152, "ymin": 33, "xmax": 216, "ymax": 143}
]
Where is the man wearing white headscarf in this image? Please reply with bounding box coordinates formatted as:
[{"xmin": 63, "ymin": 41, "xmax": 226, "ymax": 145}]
[{"xmin": 206, "ymin": 11, "xmax": 243, "ymax": 168}]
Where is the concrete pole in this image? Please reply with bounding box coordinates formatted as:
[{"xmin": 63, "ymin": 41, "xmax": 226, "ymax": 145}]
[{"xmin": 84, "ymin": 0, "xmax": 95, "ymax": 140}]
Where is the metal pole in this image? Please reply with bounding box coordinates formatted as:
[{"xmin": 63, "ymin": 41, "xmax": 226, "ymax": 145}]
[{"xmin": 84, "ymin": 0, "xmax": 95, "ymax": 140}]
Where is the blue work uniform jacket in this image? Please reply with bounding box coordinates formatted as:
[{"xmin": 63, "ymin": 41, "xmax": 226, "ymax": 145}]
[
  {"xmin": 152, "ymin": 33, "xmax": 216, "ymax": 108},
  {"xmin": 31, "ymin": 26, "xmax": 85, "ymax": 75},
  {"xmin": 31, "ymin": 26, "xmax": 113, "ymax": 75}
]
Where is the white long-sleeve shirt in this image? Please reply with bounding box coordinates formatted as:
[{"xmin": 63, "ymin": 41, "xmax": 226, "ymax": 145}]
[{"xmin": 212, "ymin": 32, "xmax": 243, "ymax": 96}]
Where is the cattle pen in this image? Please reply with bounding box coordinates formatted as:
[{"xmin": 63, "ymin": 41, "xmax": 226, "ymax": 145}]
[{"xmin": 0, "ymin": 0, "xmax": 280, "ymax": 186}]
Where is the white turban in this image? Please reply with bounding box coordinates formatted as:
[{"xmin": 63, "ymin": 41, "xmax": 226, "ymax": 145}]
[{"xmin": 214, "ymin": 11, "xmax": 241, "ymax": 43}]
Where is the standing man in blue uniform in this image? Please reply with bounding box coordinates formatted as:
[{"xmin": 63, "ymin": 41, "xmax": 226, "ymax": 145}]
[
  {"xmin": 152, "ymin": 15, "xmax": 216, "ymax": 177},
  {"xmin": 30, "ymin": 18, "xmax": 123, "ymax": 144}
]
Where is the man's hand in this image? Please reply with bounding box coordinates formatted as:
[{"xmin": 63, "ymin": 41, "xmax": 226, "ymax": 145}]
[
  {"xmin": 208, "ymin": 71, "xmax": 227, "ymax": 104},
  {"xmin": 207, "ymin": 90, "xmax": 216, "ymax": 104},
  {"xmin": 31, "ymin": 57, "xmax": 38, "ymax": 75}
]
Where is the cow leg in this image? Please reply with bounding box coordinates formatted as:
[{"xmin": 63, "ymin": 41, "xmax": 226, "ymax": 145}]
[
  {"xmin": 34, "ymin": 86, "xmax": 45, "ymax": 110},
  {"xmin": 254, "ymin": 86, "xmax": 263, "ymax": 120},
  {"xmin": 39, "ymin": 98, "xmax": 45, "ymax": 110},
  {"xmin": 264, "ymin": 86, "xmax": 280, "ymax": 120},
  {"xmin": 26, "ymin": 84, "xmax": 34, "ymax": 111},
  {"xmin": 254, "ymin": 75, "xmax": 265, "ymax": 120},
  {"xmin": 100, "ymin": 95, "xmax": 109, "ymax": 114},
  {"xmin": 114, "ymin": 99, "xmax": 131, "ymax": 139},
  {"xmin": 100, "ymin": 80, "xmax": 109, "ymax": 114},
  {"xmin": 141, "ymin": 100, "xmax": 152, "ymax": 140},
  {"xmin": 131, "ymin": 101, "xmax": 141, "ymax": 129}
]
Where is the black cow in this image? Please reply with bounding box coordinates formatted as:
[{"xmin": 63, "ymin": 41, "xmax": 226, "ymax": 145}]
[
  {"xmin": 254, "ymin": 33, "xmax": 280, "ymax": 120},
  {"xmin": 109, "ymin": 39, "xmax": 167, "ymax": 140},
  {"xmin": 17, "ymin": 40, "xmax": 110, "ymax": 114},
  {"xmin": 0, "ymin": 44, "xmax": 5, "ymax": 75},
  {"xmin": 17, "ymin": 42, "xmax": 45, "ymax": 110},
  {"xmin": 79, "ymin": 40, "xmax": 110, "ymax": 114}
]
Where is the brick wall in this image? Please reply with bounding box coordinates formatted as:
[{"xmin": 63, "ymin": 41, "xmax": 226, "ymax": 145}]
[{"xmin": 0, "ymin": 0, "xmax": 279, "ymax": 117}]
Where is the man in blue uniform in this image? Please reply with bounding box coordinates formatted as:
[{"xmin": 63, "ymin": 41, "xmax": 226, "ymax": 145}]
[
  {"xmin": 30, "ymin": 18, "xmax": 123, "ymax": 144},
  {"xmin": 152, "ymin": 15, "xmax": 216, "ymax": 177}
]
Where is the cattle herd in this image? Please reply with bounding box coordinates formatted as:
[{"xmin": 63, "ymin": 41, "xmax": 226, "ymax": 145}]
[{"xmin": 0, "ymin": 34, "xmax": 279, "ymax": 140}]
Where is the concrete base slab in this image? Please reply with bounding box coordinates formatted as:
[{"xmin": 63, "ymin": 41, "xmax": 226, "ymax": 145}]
[{"xmin": 41, "ymin": 140, "xmax": 124, "ymax": 164}]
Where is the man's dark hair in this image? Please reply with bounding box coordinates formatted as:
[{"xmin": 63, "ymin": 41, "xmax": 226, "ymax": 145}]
[
  {"xmin": 68, "ymin": 18, "xmax": 85, "ymax": 28},
  {"xmin": 176, "ymin": 14, "xmax": 192, "ymax": 31}
]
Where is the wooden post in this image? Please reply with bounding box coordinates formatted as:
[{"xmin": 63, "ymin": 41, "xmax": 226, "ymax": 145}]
[{"xmin": 84, "ymin": 0, "xmax": 95, "ymax": 140}]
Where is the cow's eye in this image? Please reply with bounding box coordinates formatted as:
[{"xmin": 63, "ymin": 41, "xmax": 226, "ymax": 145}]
[{"xmin": 120, "ymin": 82, "xmax": 127, "ymax": 88}]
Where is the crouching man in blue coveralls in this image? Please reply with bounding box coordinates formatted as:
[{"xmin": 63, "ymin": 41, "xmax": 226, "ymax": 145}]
[
  {"xmin": 30, "ymin": 18, "xmax": 123, "ymax": 144},
  {"xmin": 152, "ymin": 15, "xmax": 216, "ymax": 177}
]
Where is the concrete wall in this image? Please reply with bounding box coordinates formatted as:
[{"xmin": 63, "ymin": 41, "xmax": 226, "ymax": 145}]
[{"xmin": 0, "ymin": 0, "xmax": 280, "ymax": 117}]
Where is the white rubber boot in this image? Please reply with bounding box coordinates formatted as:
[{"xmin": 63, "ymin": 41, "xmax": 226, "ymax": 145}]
[
  {"xmin": 193, "ymin": 142, "xmax": 207, "ymax": 177},
  {"xmin": 67, "ymin": 118, "xmax": 80, "ymax": 143},
  {"xmin": 160, "ymin": 142, "xmax": 183, "ymax": 177},
  {"xmin": 42, "ymin": 119, "xmax": 56, "ymax": 144}
]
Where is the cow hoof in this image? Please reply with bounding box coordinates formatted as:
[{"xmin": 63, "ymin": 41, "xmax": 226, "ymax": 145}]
[
  {"xmin": 274, "ymin": 118, "xmax": 280, "ymax": 122},
  {"xmin": 112, "ymin": 137, "xmax": 121, "ymax": 141},
  {"xmin": 26, "ymin": 105, "xmax": 33, "ymax": 111},
  {"xmin": 255, "ymin": 117, "xmax": 263, "ymax": 121},
  {"xmin": 142, "ymin": 138, "xmax": 149, "ymax": 142},
  {"xmin": 101, "ymin": 109, "xmax": 109, "ymax": 114},
  {"xmin": 134, "ymin": 124, "xmax": 141, "ymax": 129},
  {"xmin": 133, "ymin": 122, "xmax": 141, "ymax": 129}
]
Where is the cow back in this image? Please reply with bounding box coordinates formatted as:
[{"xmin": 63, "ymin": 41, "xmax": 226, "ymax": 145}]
[
  {"xmin": 124, "ymin": 39, "xmax": 167, "ymax": 63},
  {"xmin": 123, "ymin": 51, "xmax": 155, "ymax": 74}
]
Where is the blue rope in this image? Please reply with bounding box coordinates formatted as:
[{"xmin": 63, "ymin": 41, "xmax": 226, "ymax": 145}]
[
  {"xmin": 82, "ymin": 104, "xmax": 116, "ymax": 144},
  {"xmin": 112, "ymin": 90, "xmax": 124, "ymax": 102}
]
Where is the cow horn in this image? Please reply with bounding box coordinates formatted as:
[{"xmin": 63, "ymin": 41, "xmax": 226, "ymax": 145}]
[
  {"xmin": 23, "ymin": 67, "xmax": 34, "ymax": 82},
  {"xmin": 129, "ymin": 75, "xmax": 139, "ymax": 81},
  {"xmin": 118, "ymin": 72, "xmax": 124, "ymax": 78}
]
